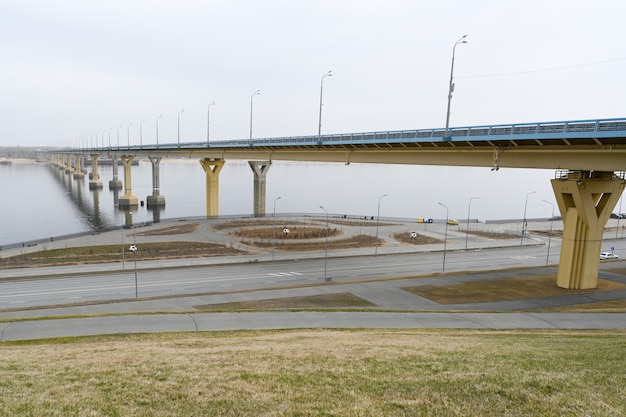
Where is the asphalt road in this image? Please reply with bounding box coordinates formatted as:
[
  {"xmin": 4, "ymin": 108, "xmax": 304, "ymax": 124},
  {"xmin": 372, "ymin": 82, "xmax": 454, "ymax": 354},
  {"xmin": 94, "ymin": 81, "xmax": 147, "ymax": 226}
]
[
  {"xmin": 2, "ymin": 220, "xmax": 626, "ymax": 341},
  {"xmin": 1, "ymin": 244, "xmax": 561, "ymax": 309}
]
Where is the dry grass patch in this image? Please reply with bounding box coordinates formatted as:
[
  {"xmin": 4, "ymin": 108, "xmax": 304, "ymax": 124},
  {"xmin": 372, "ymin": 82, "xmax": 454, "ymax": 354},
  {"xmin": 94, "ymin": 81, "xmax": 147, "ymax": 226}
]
[
  {"xmin": 135, "ymin": 223, "xmax": 199, "ymax": 236},
  {"xmin": 247, "ymin": 234, "xmax": 380, "ymax": 251},
  {"xmin": 211, "ymin": 219, "xmax": 309, "ymax": 231},
  {"xmin": 404, "ymin": 275, "xmax": 626, "ymax": 304},
  {"xmin": 0, "ymin": 329, "xmax": 624, "ymax": 416},
  {"xmin": 465, "ymin": 229, "xmax": 518, "ymax": 239},
  {"xmin": 230, "ymin": 226, "xmax": 341, "ymax": 240},
  {"xmin": 535, "ymin": 299, "xmax": 626, "ymax": 312},
  {"xmin": 194, "ymin": 292, "xmax": 375, "ymax": 310},
  {"xmin": 392, "ymin": 232, "xmax": 443, "ymax": 245},
  {"xmin": 0, "ymin": 242, "xmax": 248, "ymax": 268}
]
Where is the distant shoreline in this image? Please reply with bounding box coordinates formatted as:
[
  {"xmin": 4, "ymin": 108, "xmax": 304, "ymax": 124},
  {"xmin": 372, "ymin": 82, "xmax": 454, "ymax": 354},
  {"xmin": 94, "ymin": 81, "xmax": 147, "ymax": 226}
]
[{"xmin": 0, "ymin": 158, "xmax": 42, "ymax": 165}]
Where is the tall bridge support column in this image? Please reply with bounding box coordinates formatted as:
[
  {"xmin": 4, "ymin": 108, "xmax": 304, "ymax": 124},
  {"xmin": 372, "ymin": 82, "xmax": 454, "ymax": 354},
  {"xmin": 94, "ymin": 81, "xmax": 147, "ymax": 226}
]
[
  {"xmin": 118, "ymin": 155, "xmax": 138, "ymax": 208},
  {"xmin": 248, "ymin": 161, "xmax": 271, "ymax": 217},
  {"xmin": 146, "ymin": 156, "xmax": 165, "ymax": 207},
  {"xmin": 72, "ymin": 154, "xmax": 84, "ymax": 179},
  {"xmin": 88, "ymin": 154, "xmax": 103, "ymax": 189},
  {"xmin": 551, "ymin": 171, "xmax": 625, "ymax": 289},
  {"xmin": 63, "ymin": 154, "xmax": 74, "ymax": 174},
  {"xmin": 200, "ymin": 159, "xmax": 224, "ymax": 217},
  {"xmin": 109, "ymin": 155, "xmax": 123, "ymax": 189}
]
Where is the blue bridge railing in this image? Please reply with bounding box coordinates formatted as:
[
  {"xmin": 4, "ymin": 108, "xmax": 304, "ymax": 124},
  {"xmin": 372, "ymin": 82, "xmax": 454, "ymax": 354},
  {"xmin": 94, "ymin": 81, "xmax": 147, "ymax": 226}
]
[{"xmin": 60, "ymin": 117, "xmax": 626, "ymax": 153}]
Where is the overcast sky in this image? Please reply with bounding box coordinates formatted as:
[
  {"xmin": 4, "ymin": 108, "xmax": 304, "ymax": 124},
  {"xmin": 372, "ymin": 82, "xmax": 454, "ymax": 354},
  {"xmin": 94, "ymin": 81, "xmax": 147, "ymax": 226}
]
[{"xmin": 1, "ymin": 0, "xmax": 625, "ymax": 148}]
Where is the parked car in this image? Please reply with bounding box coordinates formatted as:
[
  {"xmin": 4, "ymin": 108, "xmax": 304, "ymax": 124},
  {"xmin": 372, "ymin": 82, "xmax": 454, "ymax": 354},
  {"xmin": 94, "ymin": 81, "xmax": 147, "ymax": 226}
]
[{"xmin": 600, "ymin": 252, "xmax": 619, "ymax": 260}]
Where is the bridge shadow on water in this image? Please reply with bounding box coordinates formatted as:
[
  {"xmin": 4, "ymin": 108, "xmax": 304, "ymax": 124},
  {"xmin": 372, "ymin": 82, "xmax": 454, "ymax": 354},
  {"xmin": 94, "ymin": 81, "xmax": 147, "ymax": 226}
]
[{"xmin": 48, "ymin": 165, "xmax": 165, "ymax": 234}]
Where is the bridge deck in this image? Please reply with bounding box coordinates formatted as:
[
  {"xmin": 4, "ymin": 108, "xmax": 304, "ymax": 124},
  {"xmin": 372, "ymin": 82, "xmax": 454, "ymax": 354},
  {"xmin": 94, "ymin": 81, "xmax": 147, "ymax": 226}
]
[{"xmin": 57, "ymin": 117, "xmax": 626, "ymax": 171}]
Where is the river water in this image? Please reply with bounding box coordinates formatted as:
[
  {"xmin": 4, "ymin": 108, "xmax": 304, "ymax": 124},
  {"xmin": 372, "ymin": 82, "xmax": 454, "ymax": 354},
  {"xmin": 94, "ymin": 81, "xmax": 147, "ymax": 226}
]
[{"xmin": 0, "ymin": 159, "xmax": 557, "ymax": 246}]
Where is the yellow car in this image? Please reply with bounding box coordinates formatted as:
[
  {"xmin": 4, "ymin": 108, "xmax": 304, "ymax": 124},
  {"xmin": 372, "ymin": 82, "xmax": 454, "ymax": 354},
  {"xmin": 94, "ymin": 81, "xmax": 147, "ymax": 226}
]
[{"xmin": 447, "ymin": 219, "xmax": 459, "ymax": 225}]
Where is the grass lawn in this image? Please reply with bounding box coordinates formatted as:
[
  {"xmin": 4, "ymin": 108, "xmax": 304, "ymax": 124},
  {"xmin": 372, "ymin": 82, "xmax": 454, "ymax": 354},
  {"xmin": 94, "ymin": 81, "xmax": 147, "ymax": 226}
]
[{"xmin": 1, "ymin": 329, "xmax": 624, "ymax": 416}]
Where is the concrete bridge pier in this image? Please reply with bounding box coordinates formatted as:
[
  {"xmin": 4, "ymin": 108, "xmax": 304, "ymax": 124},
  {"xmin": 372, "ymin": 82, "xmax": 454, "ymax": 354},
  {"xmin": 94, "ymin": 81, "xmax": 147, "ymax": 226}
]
[
  {"xmin": 109, "ymin": 155, "xmax": 123, "ymax": 190},
  {"xmin": 72, "ymin": 154, "xmax": 84, "ymax": 179},
  {"xmin": 59, "ymin": 155, "xmax": 69, "ymax": 173},
  {"xmin": 118, "ymin": 155, "xmax": 138, "ymax": 208},
  {"xmin": 199, "ymin": 158, "xmax": 224, "ymax": 217},
  {"xmin": 88, "ymin": 154, "xmax": 103, "ymax": 189},
  {"xmin": 248, "ymin": 161, "xmax": 271, "ymax": 217},
  {"xmin": 63, "ymin": 155, "xmax": 74, "ymax": 174},
  {"xmin": 146, "ymin": 156, "xmax": 165, "ymax": 207},
  {"xmin": 551, "ymin": 170, "xmax": 625, "ymax": 289}
]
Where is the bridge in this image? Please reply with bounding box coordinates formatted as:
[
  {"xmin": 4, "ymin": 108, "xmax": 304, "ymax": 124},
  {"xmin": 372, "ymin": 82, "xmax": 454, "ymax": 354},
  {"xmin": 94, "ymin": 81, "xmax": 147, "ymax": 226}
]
[{"xmin": 51, "ymin": 117, "xmax": 626, "ymax": 290}]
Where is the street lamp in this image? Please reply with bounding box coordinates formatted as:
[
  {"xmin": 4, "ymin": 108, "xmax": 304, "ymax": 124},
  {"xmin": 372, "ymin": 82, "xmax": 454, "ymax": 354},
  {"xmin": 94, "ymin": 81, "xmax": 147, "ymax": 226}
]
[
  {"xmin": 272, "ymin": 196, "xmax": 282, "ymax": 261},
  {"xmin": 543, "ymin": 200, "xmax": 555, "ymax": 265},
  {"xmin": 444, "ymin": 35, "xmax": 468, "ymax": 141},
  {"xmin": 616, "ymin": 195, "xmax": 623, "ymax": 238},
  {"xmin": 120, "ymin": 211, "xmax": 125, "ymax": 271},
  {"xmin": 250, "ymin": 90, "xmax": 261, "ymax": 142},
  {"xmin": 177, "ymin": 109, "xmax": 185, "ymax": 145},
  {"xmin": 318, "ymin": 70, "xmax": 332, "ymax": 143},
  {"xmin": 117, "ymin": 126, "xmax": 121, "ymax": 148},
  {"xmin": 124, "ymin": 212, "xmax": 139, "ymax": 297},
  {"xmin": 139, "ymin": 119, "xmax": 145, "ymax": 148},
  {"xmin": 155, "ymin": 115, "xmax": 162, "ymax": 147},
  {"xmin": 126, "ymin": 123, "xmax": 132, "ymax": 148},
  {"xmin": 521, "ymin": 191, "xmax": 537, "ymax": 245},
  {"xmin": 207, "ymin": 101, "xmax": 216, "ymax": 144},
  {"xmin": 438, "ymin": 202, "xmax": 449, "ymax": 273},
  {"xmin": 465, "ymin": 196, "xmax": 480, "ymax": 249},
  {"xmin": 375, "ymin": 193, "xmax": 388, "ymax": 255},
  {"xmin": 108, "ymin": 128, "xmax": 112, "ymax": 148},
  {"xmin": 319, "ymin": 205, "xmax": 330, "ymax": 281}
]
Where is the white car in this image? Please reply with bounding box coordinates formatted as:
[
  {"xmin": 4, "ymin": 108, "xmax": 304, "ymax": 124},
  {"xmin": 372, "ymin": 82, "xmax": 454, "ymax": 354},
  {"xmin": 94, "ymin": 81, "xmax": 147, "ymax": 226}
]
[{"xmin": 599, "ymin": 252, "xmax": 619, "ymax": 260}]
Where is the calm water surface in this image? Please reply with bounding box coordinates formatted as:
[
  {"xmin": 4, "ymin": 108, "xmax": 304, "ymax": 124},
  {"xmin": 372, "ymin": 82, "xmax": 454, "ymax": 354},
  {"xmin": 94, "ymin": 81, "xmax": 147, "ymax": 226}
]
[{"xmin": 0, "ymin": 159, "xmax": 557, "ymax": 246}]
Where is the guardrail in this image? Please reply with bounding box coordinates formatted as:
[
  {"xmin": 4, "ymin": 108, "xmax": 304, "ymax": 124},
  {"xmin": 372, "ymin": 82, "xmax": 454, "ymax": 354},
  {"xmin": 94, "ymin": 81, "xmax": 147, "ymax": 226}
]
[{"xmin": 55, "ymin": 117, "xmax": 626, "ymax": 153}]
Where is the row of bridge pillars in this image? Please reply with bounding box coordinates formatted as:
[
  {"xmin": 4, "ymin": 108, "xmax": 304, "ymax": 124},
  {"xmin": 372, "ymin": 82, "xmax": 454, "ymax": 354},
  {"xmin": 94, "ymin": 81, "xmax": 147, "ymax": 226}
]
[
  {"xmin": 52, "ymin": 154, "xmax": 166, "ymax": 210},
  {"xmin": 52, "ymin": 155, "xmax": 272, "ymax": 217},
  {"xmin": 51, "ymin": 154, "xmax": 626, "ymax": 290}
]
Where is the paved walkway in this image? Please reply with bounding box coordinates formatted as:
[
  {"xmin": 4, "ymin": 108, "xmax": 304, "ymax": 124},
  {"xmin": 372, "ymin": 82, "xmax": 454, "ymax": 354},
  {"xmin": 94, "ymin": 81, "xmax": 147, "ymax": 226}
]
[{"xmin": 2, "ymin": 217, "xmax": 626, "ymax": 341}]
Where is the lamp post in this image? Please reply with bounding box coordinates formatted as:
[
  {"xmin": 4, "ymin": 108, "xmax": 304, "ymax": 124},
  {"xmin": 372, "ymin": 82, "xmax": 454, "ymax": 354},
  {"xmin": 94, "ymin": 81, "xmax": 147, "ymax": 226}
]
[
  {"xmin": 444, "ymin": 35, "xmax": 468, "ymax": 141},
  {"xmin": 139, "ymin": 119, "xmax": 145, "ymax": 148},
  {"xmin": 616, "ymin": 196, "xmax": 623, "ymax": 238},
  {"xmin": 117, "ymin": 126, "xmax": 121, "ymax": 148},
  {"xmin": 120, "ymin": 211, "xmax": 125, "ymax": 271},
  {"xmin": 126, "ymin": 123, "xmax": 132, "ymax": 148},
  {"xmin": 375, "ymin": 194, "xmax": 388, "ymax": 255},
  {"xmin": 207, "ymin": 101, "xmax": 216, "ymax": 144},
  {"xmin": 108, "ymin": 128, "xmax": 112, "ymax": 148},
  {"xmin": 132, "ymin": 217, "xmax": 138, "ymax": 298},
  {"xmin": 155, "ymin": 115, "xmax": 162, "ymax": 147},
  {"xmin": 250, "ymin": 90, "xmax": 261, "ymax": 142},
  {"xmin": 438, "ymin": 202, "xmax": 449, "ymax": 273},
  {"xmin": 465, "ymin": 196, "xmax": 480, "ymax": 249},
  {"xmin": 319, "ymin": 205, "xmax": 330, "ymax": 281},
  {"xmin": 543, "ymin": 200, "xmax": 555, "ymax": 265},
  {"xmin": 272, "ymin": 196, "xmax": 282, "ymax": 261},
  {"xmin": 521, "ymin": 191, "xmax": 537, "ymax": 245},
  {"xmin": 318, "ymin": 70, "xmax": 332, "ymax": 143},
  {"xmin": 177, "ymin": 109, "xmax": 185, "ymax": 145}
]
